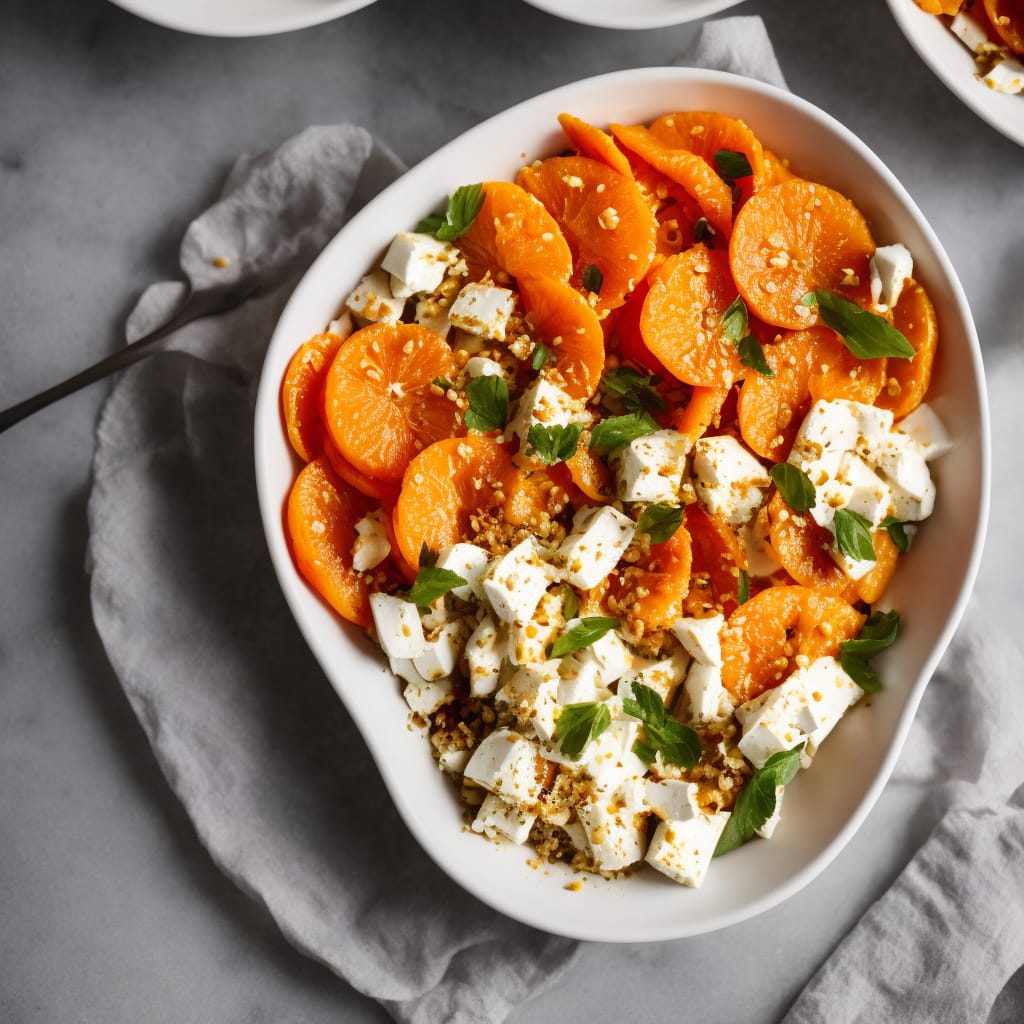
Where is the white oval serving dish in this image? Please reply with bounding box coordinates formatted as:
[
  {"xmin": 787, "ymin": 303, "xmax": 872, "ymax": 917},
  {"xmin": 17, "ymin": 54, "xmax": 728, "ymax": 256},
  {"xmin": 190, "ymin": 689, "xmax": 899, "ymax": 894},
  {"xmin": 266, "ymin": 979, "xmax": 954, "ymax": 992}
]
[
  {"xmin": 521, "ymin": 0, "xmax": 744, "ymax": 30},
  {"xmin": 254, "ymin": 66, "xmax": 989, "ymax": 942}
]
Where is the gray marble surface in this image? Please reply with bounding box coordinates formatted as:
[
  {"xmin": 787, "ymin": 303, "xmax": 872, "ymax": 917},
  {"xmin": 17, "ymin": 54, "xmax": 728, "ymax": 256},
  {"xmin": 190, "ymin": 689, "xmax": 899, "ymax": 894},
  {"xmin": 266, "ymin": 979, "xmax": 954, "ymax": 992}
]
[{"xmin": 2, "ymin": 0, "xmax": 1021, "ymax": 1021}]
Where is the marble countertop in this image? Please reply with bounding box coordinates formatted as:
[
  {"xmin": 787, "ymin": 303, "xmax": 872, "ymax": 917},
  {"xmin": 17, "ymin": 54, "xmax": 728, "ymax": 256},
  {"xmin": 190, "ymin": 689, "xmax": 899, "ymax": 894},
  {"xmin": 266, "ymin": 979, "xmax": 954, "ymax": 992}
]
[{"xmin": 2, "ymin": 1, "xmax": 1021, "ymax": 1021}]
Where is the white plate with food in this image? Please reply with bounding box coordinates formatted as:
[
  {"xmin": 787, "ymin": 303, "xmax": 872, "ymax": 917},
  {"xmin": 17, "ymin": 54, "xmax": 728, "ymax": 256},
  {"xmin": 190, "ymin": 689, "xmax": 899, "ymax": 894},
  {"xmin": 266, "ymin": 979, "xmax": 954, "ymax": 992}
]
[
  {"xmin": 521, "ymin": 0, "xmax": 745, "ymax": 29},
  {"xmin": 886, "ymin": 0, "xmax": 1024, "ymax": 146},
  {"xmin": 254, "ymin": 66, "xmax": 988, "ymax": 941},
  {"xmin": 107, "ymin": 0, "xmax": 377, "ymax": 37}
]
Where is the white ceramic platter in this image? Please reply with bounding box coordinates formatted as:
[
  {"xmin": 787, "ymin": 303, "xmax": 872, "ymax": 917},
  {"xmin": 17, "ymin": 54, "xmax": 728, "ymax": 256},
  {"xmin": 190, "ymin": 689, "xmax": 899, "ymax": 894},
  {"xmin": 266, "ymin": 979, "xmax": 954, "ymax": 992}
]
[
  {"xmin": 886, "ymin": 0, "xmax": 1024, "ymax": 147},
  {"xmin": 522, "ymin": 0, "xmax": 744, "ymax": 29},
  {"xmin": 254, "ymin": 67, "xmax": 989, "ymax": 942},
  {"xmin": 107, "ymin": 0, "xmax": 377, "ymax": 37}
]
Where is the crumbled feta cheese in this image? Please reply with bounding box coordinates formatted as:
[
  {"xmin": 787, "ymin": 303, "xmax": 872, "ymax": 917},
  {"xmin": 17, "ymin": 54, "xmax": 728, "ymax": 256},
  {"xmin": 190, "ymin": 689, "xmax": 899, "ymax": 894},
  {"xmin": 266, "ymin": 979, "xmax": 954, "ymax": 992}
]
[
  {"xmin": 789, "ymin": 399, "xmax": 895, "ymax": 471},
  {"xmin": 951, "ymin": 9, "xmax": 998, "ymax": 52},
  {"xmin": 645, "ymin": 811, "xmax": 730, "ymax": 888},
  {"xmin": 436, "ymin": 542, "xmax": 491, "ymax": 601},
  {"xmin": 576, "ymin": 779, "xmax": 648, "ymax": 871},
  {"xmin": 506, "ymin": 379, "xmax": 580, "ymax": 447},
  {"xmin": 496, "ymin": 662, "xmax": 562, "ymax": 741},
  {"xmin": 811, "ymin": 451, "xmax": 892, "ymax": 533},
  {"xmin": 438, "ymin": 747, "xmax": 470, "ymax": 775},
  {"xmin": 465, "ymin": 615, "xmax": 506, "ymax": 697},
  {"xmin": 672, "ymin": 614, "xmax": 725, "ymax": 666},
  {"xmin": 644, "ymin": 779, "xmax": 701, "ymax": 822},
  {"xmin": 414, "ymin": 299, "xmax": 451, "ymax": 339},
  {"xmin": 402, "ymin": 675, "xmax": 453, "ymax": 716},
  {"xmin": 449, "ymin": 281, "xmax": 516, "ymax": 340},
  {"xmin": 464, "ymin": 356, "xmax": 505, "ymax": 378},
  {"xmin": 482, "ymin": 537, "xmax": 554, "ymax": 623},
  {"xmin": 895, "ymin": 404, "xmax": 953, "ymax": 462},
  {"xmin": 684, "ymin": 660, "xmax": 733, "ymax": 723},
  {"xmin": 463, "ymin": 729, "xmax": 545, "ymax": 805},
  {"xmin": 740, "ymin": 518, "xmax": 782, "ymax": 578},
  {"xmin": 984, "ymin": 55, "xmax": 1024, "ymax": 95},
  {"xmin": 557, "ymin": 505, "xmax": 635, "ymax": 589},
  {"xmin": 326, "ymin": 311, "xmax": 354, "ymax": 340},
  {"xmin": 692, "ymin": 434, "xmax": 770, "ymax": 525},
  {"xmin": 370, "ymin": 593, "xmax": 427, "ymax": 658},
  {"xmin": 345, "ymin": 270, "xmax": 406, "ymax": 324},
  {"xmin": 556, "ymin": 666, "xmax": 611, "ymax": 707},
  {"xmin": 613, "ymin": 428, "xmax": 691, "ymax": 503},
  {"xmin": 351, "ymin": 509, "xmax": 391, "ymax": 572},
  {"xmin": 381, "ymin": 231, "xmax": 457, "ymax": 297},
  {"xmin": 866, "ymin": 432, "xmax": 936, "ymax": 521},
  {"xmin": 585, "ymin": 718, "xmax": 647, "ymax": 791},
  {"xmin": 869, "ymin": 243, "xmax": 914, "ymax": 311},
  {"xmin": 471, "ymin": 793, "xmax": 536, "ymax": 845},
  {"xmin": 624, "ymin": 647, "xmax": 690, "ymax": 704},
  {"xmin": 413, "ymin": 621, "xmax": 466, "ymax": 681}
]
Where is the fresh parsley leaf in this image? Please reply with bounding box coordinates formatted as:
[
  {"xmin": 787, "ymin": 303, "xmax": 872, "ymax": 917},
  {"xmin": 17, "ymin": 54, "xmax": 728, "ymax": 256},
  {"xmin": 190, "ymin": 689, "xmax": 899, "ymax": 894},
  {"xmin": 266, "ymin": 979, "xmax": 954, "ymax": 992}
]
[
  {"xmin": 548, "ymin": 616, "xmax": 620, "ymax": 659},
  {"xmin": 770, "ymin": 463, "xmax": 817, "ymax": 512},
  {"xmin": 693, "ymin": 217, "xmax": 713, "ymax": 243},
  {"xmin": 602, "ymin": 366, "xmax": 667, "ymax": 414},
  {"xmin": 833, "ymin": 508, "xmax": 876, "ymax": 562},
  {"xmin": 582, "ymin": 263, "xmax": 604, "ymax": 293},
  {"xmin": 802, "ymin": 290, "xmax": 917, "ymax": 359},
  {"xmin": 637, "ymin": 502, "xmax": 684, "ymax": 544},
  {"xmin": 714, "ymin": 149, "xmax": 753, "ymax": 182},
  {"xmin": 623, "ymin": 682, "xmax": 701, "ymax": 769},
  {"xmin": 880, "ymin": 515, "xmax": 911, "ymax": 553},
  {"xmin": 588, "ymin": 411, "xmax": 660, "ymax": 456},
  {"xmin": 714, "ymin": 745, "xmax": 804, "ymax": 856},
  {"xmin": 415, "ymin": 183, "xmax": 486, "ymax": 242},
  {"xmin": 464, "ymin": 374, "xmax": 508, "ymax": 432},
  {"xmin": 418, "ymin": 543, "xmax": 438, "ymax": 568},
  {"xmin": 738, "ymin": 569, "xmax": 750, "ymax": 605},
  {"xmin": 531, "ymin": 343, "xmax": 551, "ymax": 371},
  {"xmin": 738, "ymin": 335, "xmax": 775, "ymax": 377},
  {"xmin": 839, "ymin": 609, "xmax": 900, "ymax": 692},
  {"xmin": 527, "ymin": 422, "xmax": 583, "ymax": 466},
  {"xmin": 560, "ymin": 583, "xmax": 579, "ymax": 621},
  {"xmin": 722, "ymin": 295, "xmax": 749, "ymax": 343},
  {"xmin": 557, "ymin": 702, "xmax": 611, "ymax": 760},
  {"xmin": 406, "ymin": 566, "xmax": 467, "ymax": 606}
]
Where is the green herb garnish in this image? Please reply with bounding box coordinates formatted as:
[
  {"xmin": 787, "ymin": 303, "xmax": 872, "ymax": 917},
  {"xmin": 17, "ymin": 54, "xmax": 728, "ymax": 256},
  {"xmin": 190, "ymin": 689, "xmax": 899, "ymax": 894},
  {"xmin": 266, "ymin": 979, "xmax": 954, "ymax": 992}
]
[
  {"xmin": 714, "ymin": 149, "xmax": 753, "ymax": 182},
  {"xmin": 406, "ymin": 566, "xmax": 467, "ymax": 606},
  {"xmin": 738, "ymin": 335, "xmax": 775, "ymax": 377},
  {"xmin": 526, "ymin": 422, "xmax": 583, "ymax": 466},
  {"xmin": 557, "ymin": 702, "xmax": 612, "ymax": 760},
  {"xmin": 602, "ymin": 365, "xmax": 668, "ymax": 413},
  {"xmin": 415, "ymin": 183, "xmax": 486, "ymax": 241},
  {"xmin": 738, "ymin": 569, "xmax": 750, "ymax": 605},
  {"xmin": 588, "ymin": 411, "xmax": 660, "ymax": 456},
  {"xmin": 582, "ymin": 263, "xmax": 604, "ymax": 294},
  {"xmin": 770, "ymin": 463, "xmax": 817, "ymax": 512},
  {"xmin": 418, "ymin": 542, "xmax": 438, "ymax": 568},
  {"xmin": 802, "ymin": 290, "xmax": 916, "ymax": 360},
  {"xmin": 531, "ymin": 342, "xmax": 552, "ymax": 371},
  {"xmin": 548, "ymin": 616, "xmax": 620, "ymax": 659},
  {"xmin": 839, "ymin": 609, "xmax": 900, "ymax": 692},
  {"xmin": 833, "ymin": 508, "xmax": 876, "ymax": 562},
  {"xmin": 464, "ymin": 374, "xmax": 508, "ymax": 432},
  {"xmin": 722, "ymin": 296, "xmax": 775, "ymax": 378},
  {"xmin": 880, "ymin": 515, "xmax": 911, "ymax": 553},
  {"xmin": 432, "ymin": 376, "xmax": 452, "ymax": 391},
  {"xmin": 623, "ymin": 682, "xmax": 701, "ymax": 769},
  {"xmin": 693, "ymin": 217, "xmax": 713, "ymax": 243},
  {"xmin": 560, "ymin": 583, "xmax": 579, "ymax": 621},
  {"xmin": 637, "ymin": 502, "xmax": 684, "ymax": 544},
  {"xmin": 714, "ymin": 745, "xmax": 804, "ymax": 856}
]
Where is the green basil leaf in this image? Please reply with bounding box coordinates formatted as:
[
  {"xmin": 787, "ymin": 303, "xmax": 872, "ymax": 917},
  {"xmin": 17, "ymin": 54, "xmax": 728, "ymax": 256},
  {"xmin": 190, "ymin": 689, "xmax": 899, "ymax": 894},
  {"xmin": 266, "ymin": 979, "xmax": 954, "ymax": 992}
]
[
  {"xmin": 714, "ymin": 149, "xmax": 753, "ymax": 181},
  {"xmin": 804, "ymin": 289, "xmax": 917, "ymax": 359},
  {"xmin": 738, "ymin": 335, "xmax": 775, "ymax": 377},
  {"xmin": 637, "ymin": 502, "xmax": 684, "ymax": 544},
  {"xmin": 602, "ymin": 366, "xmax": 667, "ymax": 414},
  {"xmin": 557, "ymin": 702, "xmax": 611, "ymax": 760},
  {"xmin": 693, "ymin": 217, "xmax": 713, "ymax": 243},
  {"xmin": 560, "ymin": 583, "xmax": 579, "ymax": 621},
  {"xmin": 582, "ymin": 263, "xmax": 604, "ymax": 293},
  {"xmin": 418, "ymin": 542, "xmax": 438, "ymax": 568},
  {"xmin": 839, "ymin": 609, "xmax": 900, "ymax": 693},
  {"xmin": 464, "ymin": 374, "xmax": 508, "ymax": 432},
  {"xmin": 406, "ymin": 566, "xmax": 467, "ymax": 606},
  {"xmin": 548, "ymin": 616, "xmax": 620, "ymax": 659},
  {"xmin": 880, "ymin": 515, "xmax": 911, "ymax": 553},
  {"xmin": 714, "ymin": 745, "xmax": 804, "ymax": 856},
  {"xmin": 416, "ymin": 183, "xmax": 486, "ymax": 242},
  {"xmin": 770, "ymin": 463, "xmax": 817, "ymax": 512},
  {"xmin": 833, "ymin": 508, "xmax": 876, "ymax": 562},
  {"xmin": 531, "ymin": 342, "xmax": 551, "ymax": 371},
  {"xmin": 527, "ymin": 422, "xmax": 583, "ymax": 466},
  {"xmin": 738, "ymin": 569, "xmax": 750, "ymax": 605},
  {"xmin": 622, "ymin": 682, "xmax": 700, "ymax": 770},
  {"xmin": 588, "ymin": 411, "xmax": 660, "ymax": 455},
  {"xmin": 721, "ymin": 295, "xmax": 749, "ymax": 343}
]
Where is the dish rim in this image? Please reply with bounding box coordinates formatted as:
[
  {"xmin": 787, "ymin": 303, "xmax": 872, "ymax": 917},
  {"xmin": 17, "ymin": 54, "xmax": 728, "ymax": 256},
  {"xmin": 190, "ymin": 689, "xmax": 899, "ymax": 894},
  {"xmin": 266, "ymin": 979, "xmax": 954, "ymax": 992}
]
[{"xmin": 520, "ymin": 0, "xmax": 744, "ymax": 30}]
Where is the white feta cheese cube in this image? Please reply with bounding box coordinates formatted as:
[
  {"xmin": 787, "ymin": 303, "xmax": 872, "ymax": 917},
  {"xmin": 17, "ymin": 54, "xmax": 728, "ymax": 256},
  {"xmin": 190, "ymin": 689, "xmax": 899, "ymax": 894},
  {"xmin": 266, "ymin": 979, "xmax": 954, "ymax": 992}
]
[
  {"xmin": 737, "ymin": 701, "xmax": 810, "ymax": 769},
  {"xmin": 482, "ymin": 538, "xmax": 554, "ymax": 624},
  {"xmin": 585, "ymin": 718, "xmax": 647, "ymax": 790},
  {"xmin": 370, "ymin": 593, "xmax": 427, "ymax": 659},
  {"xmin": 464, "ymin": 356, "xmax": 505, "ymax": 378},
  {"xmin": 381, "ymin": 231, "xmax": 456, "ymax": 297},
  {"xmin": 672, "ymin": 614, "xmax": 725, "ymax": 666},
  {"xmin": 895, "ymin": 403, "xmax": 953, "ymax": 461},
  {"xmin": 556, "ymin": 667, "xmax": 611, "ymax": 707},
  {"xmin": 789, "ymin": 399, "xmax": 894, "ymax": 470},
  {"xmin": 351, "ymin": 509, "xmax": 391, "ymax": 572},
  {"xmin": 829, "ymin": 545, "xmax": 878, "ymax": 583},
  {"xmin": 438, "ymin": 747, "xmax": 470, "ymax": 775},
  {"xmin": 984, "ymin": 55, "xmax": 1024, "ymax": 95},
  {"xmin": 644, "ymin": 779, "xmax": 701, "ymax": 822},
  {"xmin": 471, "ymin": 793, "xmax": 537, "ymax": 845},
  {"xmin": 812, "ymin": 451, "xmax": 892, "ymax": 533},
  {"xmin": 625, "ymin": 647, "xmax": 690, "ymax": 704},
  {"xmin": 414, "ymin": 298, "xmax": 451, "ymax": 339},
  {"xmin": 497, "ymin": 663, "xmax": 562, "ymax": 742},
  {"xmin": 463, "ymin": 729, "xmax": 545, "ymax": 805},
  {"xmin": 951, "ymin": 9, "xmax": 997, "ymax": 52},
  {"xmin": 465, "ymin": 615, "xmax": 506, "ymax": 697},
  {"xmin": 436, "ymin": 542, "xmax": 490, "ymax": 601},
  {"xmin": 413, "ymin": 621, "xmax": 466, "ymax": 681},
  {"xmin": 402, "ymin": 675, "xmax": 453, "ymax": 716},
  {"xmin": 684, "ymin": 660, "xmax": 733, "ymax": 723},
  {"xmin": 756, "ymin": 785, "xmax": 785, "ymax": 839},
  {"xmin": 345, "ymin": 270, "xmax": 405, "ymax": 324},
  {"xmin": 557, "ymin": 505, "xmax": 635, "ymax": 589},
  {"xmin": 740, "ymin": 518, "xmax": 782, "ymax": 578},
  {"xmin": 645, "ymin": 812, "xmax": 730, "ymax": 888},
  {"xmin": 792, "ymin": 656, "xmax": 864, "ymax": 756},
  {"xmin": 587, "ymin": 629, "xmax": 635, "ymax": 687},
  {"xmin": 506, "ymin": 379, "xmax": 581, "ymax": 447},
  {"xmin": 449, "ymin": 282, "xmax": 516, "ymax": 340},
  {"xmin": 692, "ymin": 434, "xmax": 770, "ymax": 525},
  {"xmin": 868, "ymin": 433, "xmax": 934, "ymax": 506},
  {"xmin": 326, "ymin": 311, "xmax": 354, "ymax": 340},
  {"xmin": 577, "ymin": 782, "xmax": 648, "ymax": 871},
  {"xmin": 869, "ymin": 243, "xmax": 914, "ymax": 311},
  {"xmin": 613, "ymin": 428, "xmax": 691, "ymax": 504}
]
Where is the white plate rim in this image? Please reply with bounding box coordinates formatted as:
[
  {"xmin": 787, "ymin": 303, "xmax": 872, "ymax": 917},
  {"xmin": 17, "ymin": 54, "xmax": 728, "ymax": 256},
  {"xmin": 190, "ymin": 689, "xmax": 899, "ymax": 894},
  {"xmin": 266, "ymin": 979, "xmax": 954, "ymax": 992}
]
[
  {"xmin": 254, "ymin": 65, "xmax": 990, "ymax": 942},
  {"xmin": 521, "ymin": 0, "xmax": 745, "ymax": 30}
]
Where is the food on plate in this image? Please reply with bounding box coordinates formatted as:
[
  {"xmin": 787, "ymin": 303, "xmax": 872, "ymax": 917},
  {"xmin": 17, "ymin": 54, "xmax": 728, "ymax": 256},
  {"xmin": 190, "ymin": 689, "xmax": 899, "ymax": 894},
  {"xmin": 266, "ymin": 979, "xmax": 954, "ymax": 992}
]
[
  {"xmin": 279, "ymin": 108, "xmax": 950, "ymax": 889},
  {"xmin": 914, "ymin": 0, "xmax": 1024, "ymax": 93}
]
